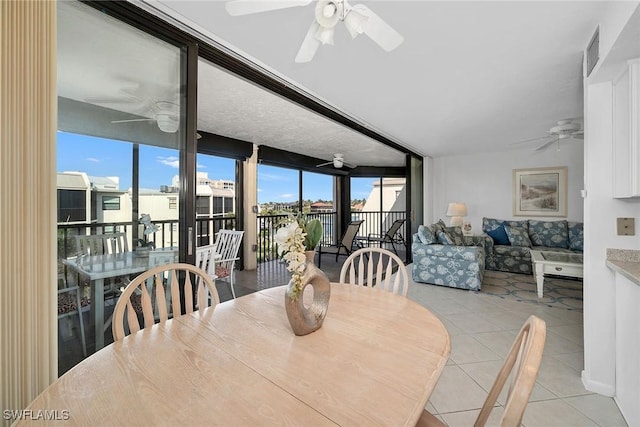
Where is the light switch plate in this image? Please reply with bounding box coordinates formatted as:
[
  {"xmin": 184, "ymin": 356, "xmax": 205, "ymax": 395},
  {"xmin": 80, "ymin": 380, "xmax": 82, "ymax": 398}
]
[{"xmin": 617, "ymin": 217, "xmax": 635, "ymax": 235}]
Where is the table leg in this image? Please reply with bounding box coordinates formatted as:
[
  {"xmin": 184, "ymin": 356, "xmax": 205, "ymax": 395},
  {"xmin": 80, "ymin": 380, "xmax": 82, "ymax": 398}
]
[
  {"xmin": 535, "ymin": 264, "xmax": 544, "ymax": 298},
  {"xmin": 91, "ymin": 278, "xmax": 105, "ymax": 351}
]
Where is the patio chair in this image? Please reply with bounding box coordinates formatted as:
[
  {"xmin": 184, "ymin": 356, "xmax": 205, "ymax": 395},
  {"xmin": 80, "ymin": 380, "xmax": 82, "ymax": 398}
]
[
  {"xmin": 112, "ymin": 263, "xmax": 219, "ymax": 341},
  {"xmin": 318, "ymin": 220, "xmax": 364, "ymax": 268},
  {"xmin": 366, "ymin": 218, "xmax": 406, "ymax": 257},
  {"xmin": 195, "ymin": 244, "xmax": 217, "ymax": 280},
  {"xmin": 73, "ymin": 232, "xmax": 130, "ymax": 297},
  {"xmin": 58, "ymin": 279, "xmax": 88, "ymax": 357},
  {"xmin": 339, "ymin": 247, "xmax": 409, "ymax": 296},
  {"xmin": 416, "ymin": 315, "xmax": 546, "ymax": 427},
  {"xmin": 213, "ymin": 230, "xmax": 244, "ymax": 299}
]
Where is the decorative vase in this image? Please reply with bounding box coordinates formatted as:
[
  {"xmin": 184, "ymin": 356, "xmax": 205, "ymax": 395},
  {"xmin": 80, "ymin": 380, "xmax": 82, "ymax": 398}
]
[
  {"xmin": 284, "ymin": 250, "xmax": 331, "ymax": 336},
  {"xmin": 134, "ymin": 247, "xmax": 151, "ymax": 258}
]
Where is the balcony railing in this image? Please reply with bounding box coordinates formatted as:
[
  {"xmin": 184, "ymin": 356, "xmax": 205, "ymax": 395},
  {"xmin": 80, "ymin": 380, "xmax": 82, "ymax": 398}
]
[
  {"xmin": 256, "ymin": 211, "xmax": 406, "ymax": 263},
  {"xmin": 57, "ymin": 216, "xmax": 235, "ymax": 261},
  {"xmin": 57, "ymin": 210, "xmax": 406, "ymax": 270}
]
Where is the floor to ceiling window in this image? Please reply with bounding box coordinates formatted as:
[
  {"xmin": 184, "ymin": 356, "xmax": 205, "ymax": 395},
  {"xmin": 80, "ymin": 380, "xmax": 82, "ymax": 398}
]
[
  {"xmin": 351, "ymin": 176, "xmax": 407, "ymax": 240},
  {"xmin": 195, "ymin": 154, "xmax": 237, "ymax": 246},
  {"xmin": 57, "ymin": 0, "xmax": 189, "ymax": 371}
]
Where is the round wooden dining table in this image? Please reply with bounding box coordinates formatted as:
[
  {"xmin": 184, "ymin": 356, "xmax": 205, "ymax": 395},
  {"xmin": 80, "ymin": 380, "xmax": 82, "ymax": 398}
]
[{"xmin": 18, "ymin": 283, "xmax": 450, "ymax": 426}]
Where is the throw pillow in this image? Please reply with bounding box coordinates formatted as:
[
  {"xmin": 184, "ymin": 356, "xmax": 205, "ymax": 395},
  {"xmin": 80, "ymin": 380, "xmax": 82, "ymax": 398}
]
[
  {"xmin": 504, "ymin": 225, "xmax": 532, "ymax": 247},
  {"xmin": 568, "ymin": 221, "xmax": 584, "ymax": 251},
  {"xmin": 443, "ymin": 226, "xmax": 465, "ymax": 245},
  {"xmin": 436, "ymin": 230, "xmax": 454, "ymax": 245},
  {"xmin": 417, "ymin": 225, "xmax": 437, "ymax": 244},
  {"xmin": 528, "ymin": 220, "xmax": 569, "ymax": 248},
  {"xmin": 487, "ymin": 225, "xmax": 510, "ymax": 245}
]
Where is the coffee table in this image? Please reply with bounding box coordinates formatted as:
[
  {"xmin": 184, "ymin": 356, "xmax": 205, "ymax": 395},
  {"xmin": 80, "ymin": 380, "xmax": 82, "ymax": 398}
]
[{"xmin": 530, "ymin": 250, "xmax": 584, "ymax": 298}]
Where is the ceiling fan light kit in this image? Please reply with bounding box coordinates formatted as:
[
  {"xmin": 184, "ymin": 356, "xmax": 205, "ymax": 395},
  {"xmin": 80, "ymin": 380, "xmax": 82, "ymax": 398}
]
[
  {"xmin": 315, "ymin": 153, "xmax": 356, "ymax": 169},
  {"xmin": 225, "ymin": 0, "xmax": 403, "ymax": 63}
]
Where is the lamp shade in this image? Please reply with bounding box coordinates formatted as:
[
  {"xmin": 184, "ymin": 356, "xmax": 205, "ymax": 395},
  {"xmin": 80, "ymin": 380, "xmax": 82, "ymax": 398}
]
[
  {"xmin": 446, "ymin": 203, "xmax": 468, "ymax": 217},
  {"xmin": 446, "ymin": 202, "xmax": 467, "ymax": 227}
]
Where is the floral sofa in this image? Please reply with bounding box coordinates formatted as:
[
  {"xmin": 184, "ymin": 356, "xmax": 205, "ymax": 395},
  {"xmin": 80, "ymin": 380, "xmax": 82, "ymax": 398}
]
[
  {"xmin": 481, "ymin": 217, "xmax": 584, "ymax": 275},
  {"xmin": 411, "ymin": 220, "xmax": 486, "ymax": 291}
]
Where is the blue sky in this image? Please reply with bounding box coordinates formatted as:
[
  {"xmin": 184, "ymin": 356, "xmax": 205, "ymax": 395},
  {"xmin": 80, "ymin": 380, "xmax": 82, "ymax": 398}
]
[{"xmin": 57, "ymin": 132, "xmax": 375, "ymax": 203}]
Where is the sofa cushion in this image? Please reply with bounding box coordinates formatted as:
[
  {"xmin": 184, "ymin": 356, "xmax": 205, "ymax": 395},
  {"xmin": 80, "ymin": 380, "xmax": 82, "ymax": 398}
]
[
  {"xmin": 568, "ymin": 221, "xmax": 584, "ymax": 252},
  {"xmin": 493, "ymin": 245, "xmax": 531, "ymax": 258},
  {"xmin": 437, "ymin": 226, "xmax": 465, "ymax": 245},
  {"xmin": 504, "ymin": 225, "xmax": 532, "ymax": 247},
  {"xmin": 528, "ymin": 220, "xmax": 569, "ymax": 248},
  {"xmin": 482, "ymin": 217, "xmax": 528, "ymax": 233},
  {"xmin": 417, "ymin": 225, "xmax": 437, "ymax": 244},
  {"xmin": 487, "ymin": 225, "xmax": 510, "ymax": 245}
]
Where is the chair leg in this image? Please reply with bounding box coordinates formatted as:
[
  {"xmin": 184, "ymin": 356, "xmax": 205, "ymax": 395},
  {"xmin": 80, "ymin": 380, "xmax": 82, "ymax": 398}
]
[
  {"xmin": 229, "ymin": 272, "xmax": 237, "ymax": 299},
  {"xmin": 74, "ymin": 290, "xmax": 87, "ymax": 357}
]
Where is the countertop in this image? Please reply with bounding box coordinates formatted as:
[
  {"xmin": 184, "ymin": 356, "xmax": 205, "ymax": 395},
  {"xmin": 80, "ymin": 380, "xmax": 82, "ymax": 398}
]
[{"xmin": 606, "ymin": 249, "xmax": 640, "ymax": 286}]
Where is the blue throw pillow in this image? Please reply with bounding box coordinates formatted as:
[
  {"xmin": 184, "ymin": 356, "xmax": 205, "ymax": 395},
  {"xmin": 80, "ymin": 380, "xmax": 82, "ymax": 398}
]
[{"xmin": 487, "ymin": 225, "xmax": 510, "ymax": 245}]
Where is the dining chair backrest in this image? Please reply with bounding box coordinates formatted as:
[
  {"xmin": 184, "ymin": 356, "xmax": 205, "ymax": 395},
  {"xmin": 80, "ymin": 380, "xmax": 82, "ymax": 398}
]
[
  {"xmin": 416, "ymin": 315, "xmax": 547, "ymax": 427},
  {"xmin": 195, "ymin": 244, "xmax": 216, "ymax": 279},
  {"xmin": 213, "ymin": 230, "xmax": 244, "ymax": 299},
  {"xmin": 112, "ymin": 263, "xmax": 220, "ymax": 341},
  {"xmin": 339, "ymin": 247, "xmax": 409, "ymax": 296},
  {"xmin": 74, "ymin": 232, "xmax": 128, "ymax": 256}
]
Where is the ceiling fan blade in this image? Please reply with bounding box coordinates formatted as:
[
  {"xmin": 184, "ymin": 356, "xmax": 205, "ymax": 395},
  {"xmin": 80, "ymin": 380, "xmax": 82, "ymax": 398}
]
[
  {"xmin": 343, "ymin": 161, "xmax": 357, "ymax": 169},
  {"xmin": 226, "ymin": 0, "xmax": 312, "ymax": 16},
  {"xmin": 111, "ymin": 118, "xmax": 155, "ymax": 124},
  {"xmin": 535, "ymin": 136, "xmax": 559, "ymax": 152},
  {"xmin": 351, "ymin": 4, "xmax": 403, "ymax": 52},
  {"xmin": 295, "ymin": 20, "xmax": 321, "ymax": 63},
  {"xmin": 316, "ymin": 161, "xmax": 333, "ymax": 167},
  {"xmin": 508, "ymin": 135, "xmax": 552, "ymax": 146},
  {"xmin": 85, "ymin": 96, "xmax": 140, "ymax": 104}
]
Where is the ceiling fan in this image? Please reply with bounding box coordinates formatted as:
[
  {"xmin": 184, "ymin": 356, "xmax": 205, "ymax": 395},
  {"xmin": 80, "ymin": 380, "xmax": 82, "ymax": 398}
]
[
  {"xmin": 225, "ymin": 0, "xmax": 404, "ymax": 63},
  {"xmin": 111, "ymin": 101, "xmax": 179, "ymax": 133},
  {"xmin": 510, "ymin": 119, "xmax": 584, "ymax": 152},
  {"xmin": 316, "ymin": 153, "xmax": 356, "ymax": 169}
]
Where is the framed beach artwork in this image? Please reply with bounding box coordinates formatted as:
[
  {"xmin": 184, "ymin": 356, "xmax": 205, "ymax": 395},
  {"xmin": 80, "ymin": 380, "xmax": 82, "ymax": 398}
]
[{"xmin": 513, "ymin": 167, "xmax": 567, "ymax": 217}]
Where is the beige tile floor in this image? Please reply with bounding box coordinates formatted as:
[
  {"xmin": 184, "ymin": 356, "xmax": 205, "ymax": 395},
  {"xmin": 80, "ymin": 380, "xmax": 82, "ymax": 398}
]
[{"xmin": 407, "ymin": 277, "xmax": 627, "ymax": 427}]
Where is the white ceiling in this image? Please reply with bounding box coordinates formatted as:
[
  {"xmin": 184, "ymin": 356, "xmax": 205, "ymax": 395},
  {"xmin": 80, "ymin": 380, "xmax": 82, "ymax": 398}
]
[{"xmin": 140, "ymin": 0, "xmax": 606, "ymax": 159}]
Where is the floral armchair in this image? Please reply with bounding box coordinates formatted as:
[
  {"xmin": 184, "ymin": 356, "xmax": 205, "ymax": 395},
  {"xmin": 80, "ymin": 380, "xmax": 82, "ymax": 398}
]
[{"xmin": 411, "ymin": 221, "xmax": 486, "ymax": 291}]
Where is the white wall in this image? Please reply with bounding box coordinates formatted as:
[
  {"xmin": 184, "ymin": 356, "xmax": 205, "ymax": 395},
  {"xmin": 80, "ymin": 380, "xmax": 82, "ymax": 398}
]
[
  {"xmin": 582, "ymin": 2, "xmax": 640, "ymax": 400},
  {"xmin": 430, "ymin": 145, "xmax": 584, "ymax": 233}
]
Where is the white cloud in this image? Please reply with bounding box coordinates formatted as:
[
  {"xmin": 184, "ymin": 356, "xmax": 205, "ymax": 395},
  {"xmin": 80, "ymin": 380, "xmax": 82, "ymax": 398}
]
[
  {"xmin": 86, "ymin": 157, "xmax": 100, "ymax": 163},
  {"xmin": 257, "ymin": 188, "xmax": 263, "ymax": 192},
  {"xmin": 279, "ymin": 193, "xmax": 294, "ymax": 199},
  {"xmin": 196, "ymin": 163, "xmax": 206, "ymax": 169},
  {"xmin": 157, "ymin": 156, "xmax": 179, "ymax": 169}
]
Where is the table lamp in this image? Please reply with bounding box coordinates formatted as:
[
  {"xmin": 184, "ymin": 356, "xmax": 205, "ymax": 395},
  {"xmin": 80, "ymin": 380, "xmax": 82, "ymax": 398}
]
[{"xmin": 446, "ymin": 202, "xmax": 467, "ymax": 227}]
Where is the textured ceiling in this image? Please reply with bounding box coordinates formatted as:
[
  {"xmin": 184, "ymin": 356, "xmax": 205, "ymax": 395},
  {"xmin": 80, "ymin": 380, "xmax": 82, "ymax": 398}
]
[
  {"xmin": 60, "ymin": 0, "xmax": 608, "ymax": 166},
  {"xmin": 142, "ymin": 0, "xmax": 607, "ymax": 158}
]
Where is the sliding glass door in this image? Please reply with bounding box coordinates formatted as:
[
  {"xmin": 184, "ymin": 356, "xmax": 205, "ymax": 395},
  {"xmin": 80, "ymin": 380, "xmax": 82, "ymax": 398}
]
[{"xmin": 57, "ymin": 0, "xmax": 193, "ymax": 368}]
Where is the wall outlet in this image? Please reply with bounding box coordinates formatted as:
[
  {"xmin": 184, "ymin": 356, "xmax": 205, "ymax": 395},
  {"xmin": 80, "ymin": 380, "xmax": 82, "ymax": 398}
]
[
  {"xmin": 251, "ymin": 244, "xmax": 258, "ymax": 252},
  {"xmin": 616, "ymin": 217, "xmax": 635, "ymax": 235}
]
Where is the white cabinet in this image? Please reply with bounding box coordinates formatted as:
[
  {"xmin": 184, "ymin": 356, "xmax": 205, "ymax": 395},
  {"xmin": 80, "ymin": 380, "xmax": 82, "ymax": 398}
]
[
  {"xmin": 613, "ymin": 59, "xmax": 640, "ymax": 198},
  {"xmin": 615, "ymin": 272, "xmax": 640, "ymax": 426}
]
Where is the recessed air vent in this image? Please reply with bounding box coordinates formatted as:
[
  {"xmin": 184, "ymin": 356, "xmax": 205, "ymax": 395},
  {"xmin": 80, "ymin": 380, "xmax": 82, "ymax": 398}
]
[{"xmin": 586, "ymin": 26, "xmax": 599, "ymax": 77}]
